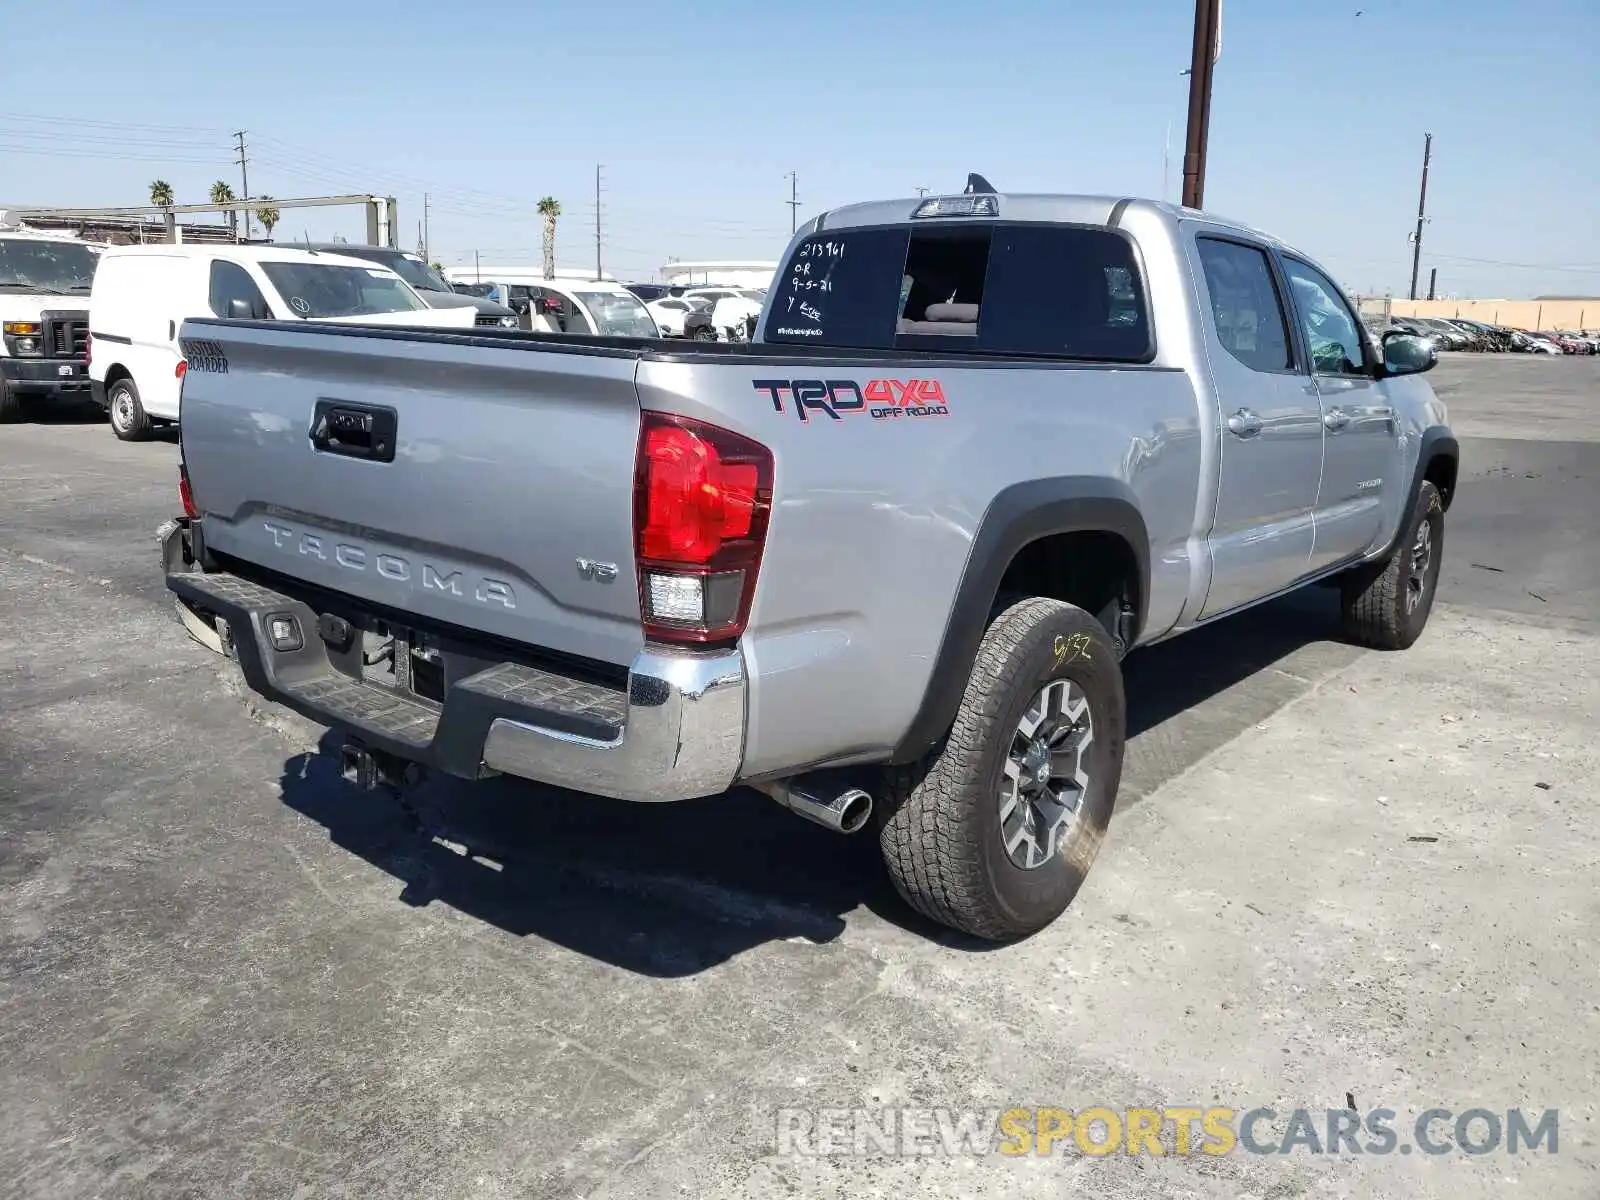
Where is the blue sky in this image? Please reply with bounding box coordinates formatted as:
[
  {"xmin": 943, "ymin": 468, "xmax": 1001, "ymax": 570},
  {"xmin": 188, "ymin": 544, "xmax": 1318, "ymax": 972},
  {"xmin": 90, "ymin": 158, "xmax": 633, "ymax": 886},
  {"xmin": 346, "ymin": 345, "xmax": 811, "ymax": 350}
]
[{"xmin": 2, "ymin": 0, "xmax": 1595, "ymax": 298}]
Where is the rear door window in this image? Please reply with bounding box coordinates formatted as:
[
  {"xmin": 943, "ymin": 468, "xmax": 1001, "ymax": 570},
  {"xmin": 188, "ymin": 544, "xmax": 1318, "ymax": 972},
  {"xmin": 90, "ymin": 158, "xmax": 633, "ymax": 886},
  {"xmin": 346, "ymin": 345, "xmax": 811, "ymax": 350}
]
[
  {"xmin": 1195, "ymin": 237, "xmax": 1294, "ymax": 373},
  {"xmin": 766, "ymin": 223, "xmax": 1151, "ymax": 360}
]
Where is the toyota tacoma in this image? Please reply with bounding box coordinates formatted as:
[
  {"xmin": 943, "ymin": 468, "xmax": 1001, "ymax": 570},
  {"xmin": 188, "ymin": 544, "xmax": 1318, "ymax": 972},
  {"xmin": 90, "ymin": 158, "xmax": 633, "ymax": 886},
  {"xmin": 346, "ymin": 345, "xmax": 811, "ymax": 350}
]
[{"xmin": 162, "ymin": 179, "xmax": 1457, "ymax": 941}]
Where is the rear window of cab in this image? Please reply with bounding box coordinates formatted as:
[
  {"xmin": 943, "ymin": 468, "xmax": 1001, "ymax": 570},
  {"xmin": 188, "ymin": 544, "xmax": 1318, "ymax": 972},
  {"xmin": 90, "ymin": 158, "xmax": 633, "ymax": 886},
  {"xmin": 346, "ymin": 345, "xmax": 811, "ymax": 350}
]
[{"xmin": 766, "ymin": 223, "xmax": 1151, "ymax": 362}]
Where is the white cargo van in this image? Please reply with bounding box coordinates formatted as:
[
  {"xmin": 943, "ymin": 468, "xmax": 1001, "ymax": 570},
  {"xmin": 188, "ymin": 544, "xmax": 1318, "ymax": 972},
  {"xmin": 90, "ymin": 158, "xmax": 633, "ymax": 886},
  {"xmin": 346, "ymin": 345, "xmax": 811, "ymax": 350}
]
[
  {"xmin": 0, "ymin": 222, "xmax": 101, "ymax": 422},
  {"xmin": 89, "ymin": 245, "xmax": 477, "ymax": 441}
]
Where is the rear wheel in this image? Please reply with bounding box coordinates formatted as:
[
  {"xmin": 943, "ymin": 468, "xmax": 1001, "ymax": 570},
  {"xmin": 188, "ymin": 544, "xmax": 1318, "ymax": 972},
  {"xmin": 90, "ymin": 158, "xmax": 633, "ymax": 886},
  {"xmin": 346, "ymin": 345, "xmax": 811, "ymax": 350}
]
[
  {"xmin": 0, "ymin": 378, "xmax": 21, "ymax": 423},
  {"xmin": 107, "ymin": 377, "xmax": 152, "ymax": 442},
  {"xmin": 1340, "ymin": 479, "xmax": 1444, "ymax": 650},
  {"xmin": 878, "ymin": 598, "xmax": 1126, "ymax": 941},
  {"xmin": 691, "ymin": 324, "xmax": 716, "ymax": 342}
]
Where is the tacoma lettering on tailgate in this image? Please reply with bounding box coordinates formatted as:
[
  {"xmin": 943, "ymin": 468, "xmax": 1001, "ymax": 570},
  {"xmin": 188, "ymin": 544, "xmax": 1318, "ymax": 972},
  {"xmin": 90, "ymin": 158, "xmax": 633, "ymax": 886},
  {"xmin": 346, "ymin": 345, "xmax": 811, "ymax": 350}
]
[{"xmin": 261, "ymin": 520, "xmax": 516, "ymax": 609}]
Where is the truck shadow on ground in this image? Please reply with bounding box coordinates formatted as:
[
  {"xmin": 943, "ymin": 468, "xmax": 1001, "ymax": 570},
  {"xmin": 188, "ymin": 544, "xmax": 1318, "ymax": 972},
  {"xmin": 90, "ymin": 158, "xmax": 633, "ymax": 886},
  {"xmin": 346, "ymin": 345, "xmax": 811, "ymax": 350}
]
[{"xmin": 277, "ymin": 587, "xmax": 1347, "ymax": 975}]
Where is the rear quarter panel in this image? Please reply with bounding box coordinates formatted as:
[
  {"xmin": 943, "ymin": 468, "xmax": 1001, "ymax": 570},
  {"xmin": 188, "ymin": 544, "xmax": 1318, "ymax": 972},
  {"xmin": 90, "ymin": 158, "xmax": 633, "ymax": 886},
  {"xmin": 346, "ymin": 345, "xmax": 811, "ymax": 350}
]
[{"xmin": 637, "ymin": 354, "xmax": 1206, "ymax": 778}]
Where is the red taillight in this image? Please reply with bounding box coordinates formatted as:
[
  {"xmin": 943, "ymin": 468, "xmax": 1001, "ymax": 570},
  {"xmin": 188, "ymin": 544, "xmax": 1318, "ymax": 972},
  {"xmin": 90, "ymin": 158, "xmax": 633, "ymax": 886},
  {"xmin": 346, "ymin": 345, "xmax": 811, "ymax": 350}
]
[
  {"xmin": 179, "ymin": 465, "xmax": 198, "ymax": 519},
  {"xmin": 84, "ymin": 332, "xmax": 92, "ymax": 366},
  {"xmin": 634, "ymin": 412, "xmax": 772, "ymax": 644},
  {"xmin": 175, "ymin": 360, "xmax": 188, "ymax": 380}
]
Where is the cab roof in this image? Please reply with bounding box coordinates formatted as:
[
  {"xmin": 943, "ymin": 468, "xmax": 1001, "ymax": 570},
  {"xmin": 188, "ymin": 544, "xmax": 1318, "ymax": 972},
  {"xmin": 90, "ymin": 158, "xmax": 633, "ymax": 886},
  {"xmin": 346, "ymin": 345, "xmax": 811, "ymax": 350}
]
[{"xmin": 814, "ymin": 193, "xmax": 1287, "ymax": 252}]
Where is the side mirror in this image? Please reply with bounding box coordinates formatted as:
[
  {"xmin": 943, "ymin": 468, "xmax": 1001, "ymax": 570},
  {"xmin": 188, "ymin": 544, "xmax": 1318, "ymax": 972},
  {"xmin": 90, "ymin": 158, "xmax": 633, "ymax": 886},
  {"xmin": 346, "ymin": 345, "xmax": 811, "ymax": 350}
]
[
  {"xmin": 1380, "ymin": 330, "xmax": 1436, "ymax": 377},
  {"xmin": 226, "ymin": 297, "xmax": 254, "ymax": 320}
]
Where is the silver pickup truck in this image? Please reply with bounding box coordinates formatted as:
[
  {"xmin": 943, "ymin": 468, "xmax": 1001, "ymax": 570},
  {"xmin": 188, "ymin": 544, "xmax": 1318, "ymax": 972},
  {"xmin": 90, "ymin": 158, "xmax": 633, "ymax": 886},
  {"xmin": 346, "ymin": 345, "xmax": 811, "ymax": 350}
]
[{"xmin": 162, "ymin": 185, "xmax": 1457, "ymax": 941}]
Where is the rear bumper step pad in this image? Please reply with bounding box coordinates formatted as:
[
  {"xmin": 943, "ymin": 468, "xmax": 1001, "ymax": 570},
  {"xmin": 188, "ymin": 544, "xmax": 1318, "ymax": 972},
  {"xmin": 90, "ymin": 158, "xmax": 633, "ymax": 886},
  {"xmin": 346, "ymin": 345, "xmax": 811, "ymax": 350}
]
[{"xmin": 165, "ymin": 549, "xmax": 746, "ymax": 802}]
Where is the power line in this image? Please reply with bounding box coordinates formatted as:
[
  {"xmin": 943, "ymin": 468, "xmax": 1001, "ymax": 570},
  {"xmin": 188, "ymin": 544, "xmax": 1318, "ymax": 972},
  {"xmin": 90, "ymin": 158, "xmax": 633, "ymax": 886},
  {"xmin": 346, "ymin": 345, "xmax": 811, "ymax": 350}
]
[
  {"xmin": 0, "ymin": 141, "xmax": 229, "ymax": 164},
  {"xmin": 0, "ymin": 111, "xmax": 222, "ymax": 134},
  {"xmin": 1426, "ymin": 253, "xmax": 1600, "ymax": 274}
]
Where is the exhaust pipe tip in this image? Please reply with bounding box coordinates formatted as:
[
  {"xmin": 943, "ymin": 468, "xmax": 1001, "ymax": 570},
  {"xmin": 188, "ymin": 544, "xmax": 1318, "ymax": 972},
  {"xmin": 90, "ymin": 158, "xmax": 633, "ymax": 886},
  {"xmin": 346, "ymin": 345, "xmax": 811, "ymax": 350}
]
[
  {"xmin": 833, "ymin": 788, "xmax": 874, "ymax": 835},
  {"xmin": 762, "ymin": 774, "xmax": 875, "ymax": 835}
]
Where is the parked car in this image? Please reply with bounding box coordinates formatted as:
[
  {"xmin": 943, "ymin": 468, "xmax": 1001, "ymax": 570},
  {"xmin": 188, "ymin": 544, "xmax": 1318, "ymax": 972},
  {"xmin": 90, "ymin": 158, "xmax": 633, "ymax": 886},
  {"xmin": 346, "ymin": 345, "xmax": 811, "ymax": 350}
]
[
  {"xmin": 0, "ymin": 224, "xmax": 99, "ymax": 422},
  {"xmin": 624, "ymin": 283, "xmax": 672, "ymax": 302},
  {"xmin": 683, "ymin": 287, "xmax": 765, "ymax": 342},
  {"xmin": 1437, "ymin": 319, "xmax": 1494, "ymax": 351},
  {"xmin": 1514, "ymin": 331, "xmax": 1564, "ymax": 355},
  {"xmin": 88, "ymin": 244, "xmax": 476, "ymax": 441},
  {"xmin": 303, "ymin": 245, "xmax": 516, "ymax": 327},
  {"xmin": 647, "ymin": 294, "xmax": 716, "ymax": 340},
  {"xmin": 162, "ymin": 185, "xmax": 1456, "ymax": 941},
  {"xmin": 1410, "ymin": 317, "xmax": 1470, "ymax": 349}
]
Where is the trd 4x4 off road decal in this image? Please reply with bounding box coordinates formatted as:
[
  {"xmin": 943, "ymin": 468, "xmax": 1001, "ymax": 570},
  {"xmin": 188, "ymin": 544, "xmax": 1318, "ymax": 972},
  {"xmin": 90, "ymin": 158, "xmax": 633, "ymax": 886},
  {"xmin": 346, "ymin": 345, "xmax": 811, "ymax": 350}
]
[{"xmin": 752, "ymin": 378, "xmax": 950, "ymax": 423}]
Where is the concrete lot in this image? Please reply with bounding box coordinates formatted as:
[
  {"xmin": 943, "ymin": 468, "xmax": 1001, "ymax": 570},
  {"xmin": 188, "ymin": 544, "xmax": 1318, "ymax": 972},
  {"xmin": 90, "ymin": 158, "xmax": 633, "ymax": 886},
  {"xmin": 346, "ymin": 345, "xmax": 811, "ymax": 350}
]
[{"xmin": 2, "ymin": 356, "xmax": 1597, "ymax": 1198}]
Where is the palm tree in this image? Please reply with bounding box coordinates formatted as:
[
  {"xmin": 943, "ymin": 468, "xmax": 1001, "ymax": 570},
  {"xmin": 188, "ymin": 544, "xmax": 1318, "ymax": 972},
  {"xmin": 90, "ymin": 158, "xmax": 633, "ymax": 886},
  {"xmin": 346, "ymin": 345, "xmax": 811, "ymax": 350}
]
[
  {"xmin": 210, "ymin": 180, "xmax": 237, "ymax": 239},
  {"xmin": 254, "ymin": 195, "xmax": 279, "ymax": 239},
  {"xmin": 537, "ymin": 197, "xmax": 560, "ymax": 281},
  {"xmin": 149, "ymin": 180, "xmax": 175, "ymax": 208}
]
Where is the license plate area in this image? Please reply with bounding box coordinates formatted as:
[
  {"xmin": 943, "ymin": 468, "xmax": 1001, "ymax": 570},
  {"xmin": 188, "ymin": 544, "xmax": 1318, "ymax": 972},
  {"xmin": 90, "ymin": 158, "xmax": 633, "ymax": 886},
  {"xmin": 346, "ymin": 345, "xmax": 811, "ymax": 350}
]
[{"xmin": 358, "ymin": 623, "xmax": 445, "ymax": 707}]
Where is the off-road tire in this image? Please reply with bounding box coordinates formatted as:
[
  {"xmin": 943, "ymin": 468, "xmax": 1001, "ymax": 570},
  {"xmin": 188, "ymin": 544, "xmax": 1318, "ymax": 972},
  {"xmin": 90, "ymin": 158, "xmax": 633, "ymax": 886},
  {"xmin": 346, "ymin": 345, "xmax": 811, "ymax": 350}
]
[
  {"xmin": 0, "ymin": 378, "xmax": 21, "ymax": 423},
  {"xmin": 1340, "ymin": 479, "xmax": 1444, "ymax": 650},
  {"xmin": 107, "ymin": 377, "xmax": 152, "ymax": 442},
  {"xmin": 691, "ymin": 323, "xmax": 716, "ymax": 342},
  {"xmin": 878, "ymin": 598, "xmax": 1126, "ymax": 942}
]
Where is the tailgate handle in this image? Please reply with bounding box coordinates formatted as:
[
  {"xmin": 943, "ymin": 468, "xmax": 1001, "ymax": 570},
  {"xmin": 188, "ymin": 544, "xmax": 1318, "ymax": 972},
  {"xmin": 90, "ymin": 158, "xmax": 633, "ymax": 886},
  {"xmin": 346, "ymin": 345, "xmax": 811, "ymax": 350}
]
[{"xmin": 310, "ymin": 400, "xmax": 398, "ymax": 463}]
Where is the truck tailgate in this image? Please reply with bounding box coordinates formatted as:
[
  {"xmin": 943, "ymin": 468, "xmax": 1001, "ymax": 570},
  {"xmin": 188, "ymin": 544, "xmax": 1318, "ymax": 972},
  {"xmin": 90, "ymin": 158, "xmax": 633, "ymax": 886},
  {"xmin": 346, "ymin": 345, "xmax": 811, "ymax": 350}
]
[{"xmin": 177, "ymin": 320, "xmax": 645, "ymax": 667}]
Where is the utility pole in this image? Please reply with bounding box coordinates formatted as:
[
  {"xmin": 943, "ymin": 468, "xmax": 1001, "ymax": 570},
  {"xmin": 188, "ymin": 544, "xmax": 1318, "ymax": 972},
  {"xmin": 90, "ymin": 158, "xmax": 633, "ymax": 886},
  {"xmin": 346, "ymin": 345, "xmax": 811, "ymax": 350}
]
[
  {"xmin": 474, "ymin": 249, "xmax": 480, "ymax": 283},
  {"xmin": 1163, "ymin": 120, "xmax": 1173, "ymax": 202},
  {"xmin": 594, "ymin": 164, "xmax": 603, "ymax": 281},
  {"xmin": 1180, "ymin": 0, "xmax": 1222, "ymax": 209},
  {"xmin": 422, "ymin": 192, "xmax": 430, "ymax": 262},
  {"xmin": 1428, "ymin": 266, "xmax": 1438, "ymax": 301},
  {"xmin": 1408, "ymin": 132, "xmax": 1433, "ymax": 301},
  {"xmin": 786, "ymin": 171, "xmax": 801, "ymax": 234},
  {"xmin": 233, "ymin": 130, "xmax": 251, "ymax": 239},
  {"xmin": 914, "ymin": 186, "xmax": 929, "ymax": 198}
]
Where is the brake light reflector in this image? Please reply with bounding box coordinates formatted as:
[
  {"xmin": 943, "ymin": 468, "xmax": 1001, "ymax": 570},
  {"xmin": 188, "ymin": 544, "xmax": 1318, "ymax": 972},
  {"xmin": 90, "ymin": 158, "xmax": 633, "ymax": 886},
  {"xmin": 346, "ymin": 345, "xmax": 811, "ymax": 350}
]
[
  {"xmin": 179, "ymin": 470, "xmax": 198, "ymax": 519},
  {"xmin": 634, "ymin": 412, "xmax": 772, "ymax": 643}
]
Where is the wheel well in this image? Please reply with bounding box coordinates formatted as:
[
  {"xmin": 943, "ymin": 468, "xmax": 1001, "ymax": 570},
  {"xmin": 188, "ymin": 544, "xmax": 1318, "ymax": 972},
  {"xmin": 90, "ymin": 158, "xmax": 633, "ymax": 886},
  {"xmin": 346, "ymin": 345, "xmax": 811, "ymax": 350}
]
[
  {"xmin": 1424, "ymin": 453, "xmax": 1457, "ymax": 510},
  {"xmin": 104, "ymin": 364, "xmax": 132, "ymax": 389},
  {"xmin": 995, "ymin": 530, "xmax": 1141, "ymax": 648}
]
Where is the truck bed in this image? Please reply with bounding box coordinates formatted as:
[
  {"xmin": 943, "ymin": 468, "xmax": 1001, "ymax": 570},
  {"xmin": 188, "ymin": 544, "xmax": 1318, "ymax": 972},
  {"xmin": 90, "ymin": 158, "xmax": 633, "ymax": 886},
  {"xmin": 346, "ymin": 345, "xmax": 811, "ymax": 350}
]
[{"xmin": 177, "ymin": 314, "xmax": 1203, "ymax": 777}]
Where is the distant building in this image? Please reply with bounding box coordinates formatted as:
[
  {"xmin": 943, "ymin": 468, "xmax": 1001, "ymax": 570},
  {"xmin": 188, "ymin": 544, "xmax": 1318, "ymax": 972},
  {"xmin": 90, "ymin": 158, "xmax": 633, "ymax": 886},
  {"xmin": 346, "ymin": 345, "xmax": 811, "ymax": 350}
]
[
  {"xmin": 660, "ymin": 260, "xmax": 778, "ymax": 289},
  {"xmin": 0, "ymin": 210, "xmax": 240, "ymax": 246},
  {"xmin": 1389, "ymin": 297, "xmax": 1599, "ymax": 332}
]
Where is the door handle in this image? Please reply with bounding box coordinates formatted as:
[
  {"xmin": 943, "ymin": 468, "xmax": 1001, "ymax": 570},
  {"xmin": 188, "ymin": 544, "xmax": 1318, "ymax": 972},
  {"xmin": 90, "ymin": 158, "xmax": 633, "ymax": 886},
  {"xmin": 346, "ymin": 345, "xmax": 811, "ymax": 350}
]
[
  {"xmin": 1226, "ymin": 408, "xmax": 1263, "ymax": 438},
  {"xmin": 309, "ymin": 399, "xmax": 398, "ymax": 463},
  {"xmin": 1323, "ymin": 407, "xmax": 1350, "ymax": 432}
]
